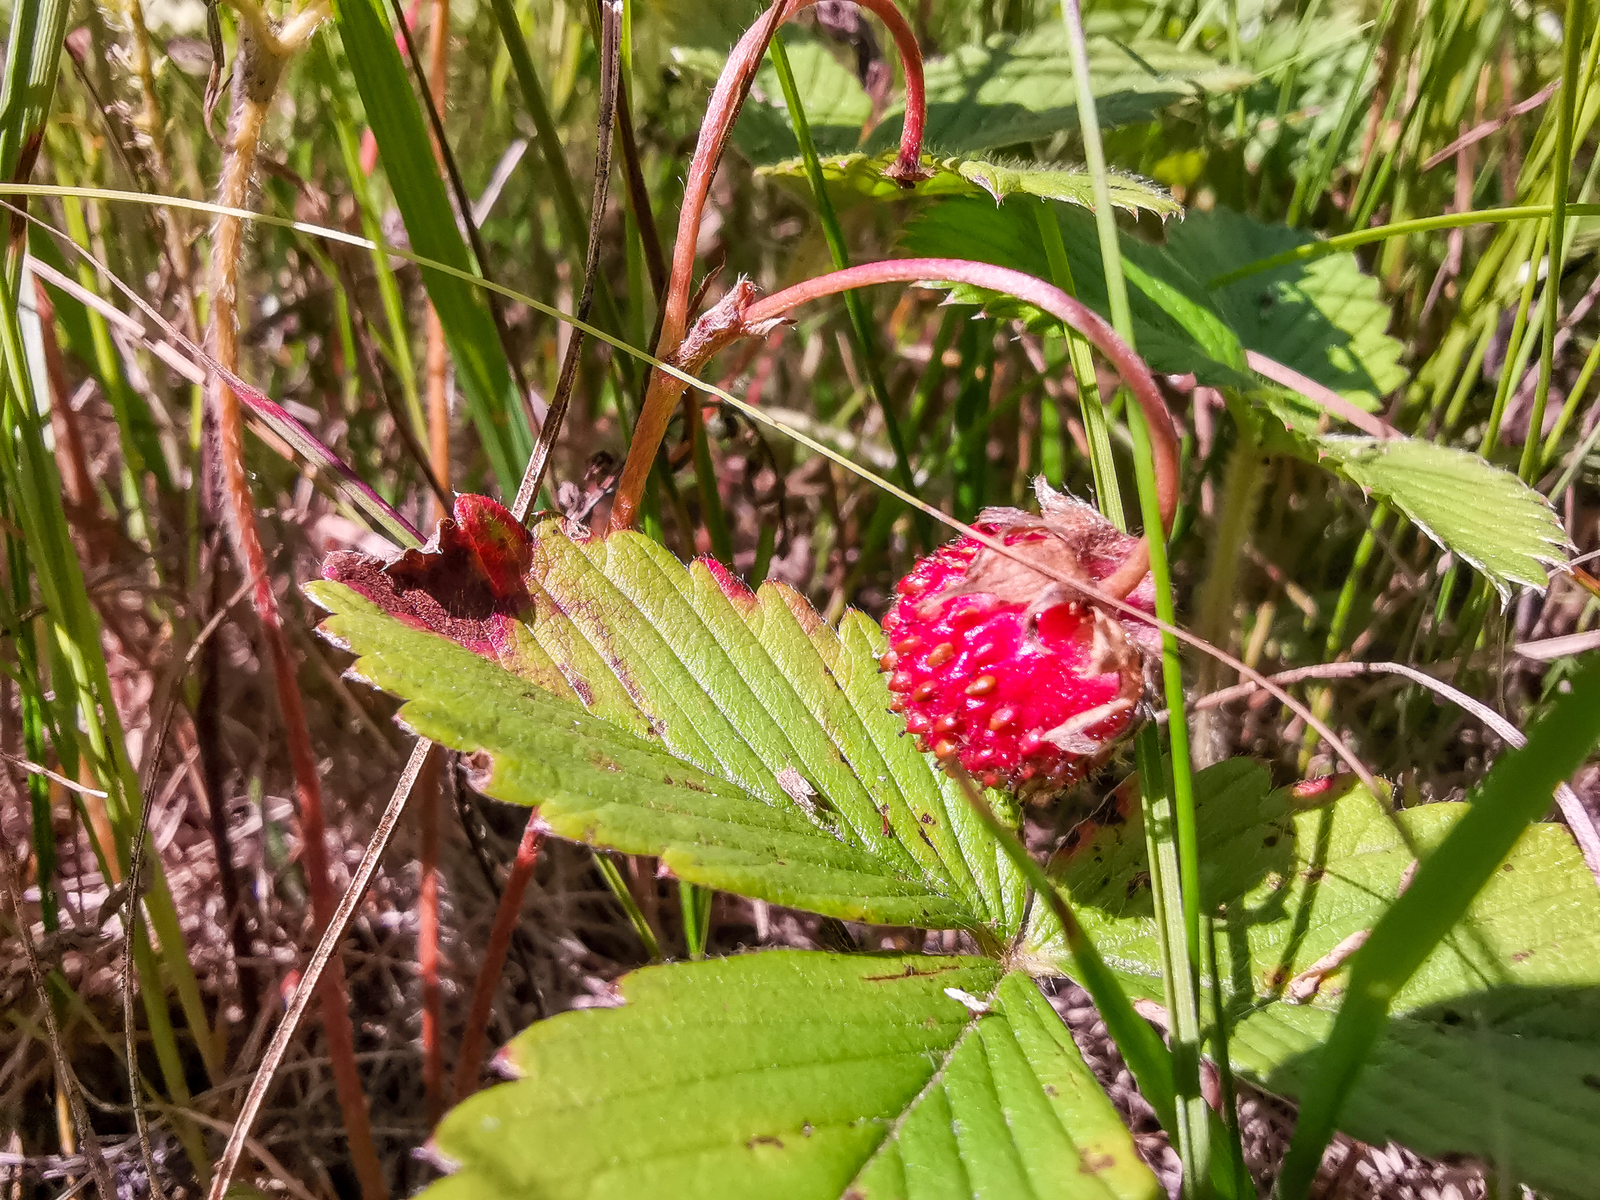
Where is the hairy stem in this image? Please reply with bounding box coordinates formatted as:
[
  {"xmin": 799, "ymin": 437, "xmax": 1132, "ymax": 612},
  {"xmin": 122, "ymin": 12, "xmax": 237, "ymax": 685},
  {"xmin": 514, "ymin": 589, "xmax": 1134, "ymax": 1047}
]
[
  {"xmin": 609, "ymin": 0, "xmax": 928, "ymax": 532},
  {"xmin": 617, "ymin": 259, "xmax": 1180, "ymax": 589},
  {"xmin": 418, "ymin": 0, "xmax": 453, "ymax": 1127},
  {"xmin": 207, "ymin": 22, "xmax": 387, "ymax": 1200},
  {"xmin": 454, "ymin": 815, "xmax": 544, "ymax": 1099}
]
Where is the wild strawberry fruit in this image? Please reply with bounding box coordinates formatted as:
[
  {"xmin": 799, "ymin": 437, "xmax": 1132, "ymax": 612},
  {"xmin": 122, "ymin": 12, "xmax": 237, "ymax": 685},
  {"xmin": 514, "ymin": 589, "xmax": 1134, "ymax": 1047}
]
[{"xmin": 880, "ymin": 482, "xmax": 1157, "ymax": 796}]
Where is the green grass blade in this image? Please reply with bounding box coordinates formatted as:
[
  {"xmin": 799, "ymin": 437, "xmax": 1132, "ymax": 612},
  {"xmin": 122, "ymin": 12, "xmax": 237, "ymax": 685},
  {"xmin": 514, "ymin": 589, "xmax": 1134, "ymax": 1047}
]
[
  {"xmin": 313, "ymin": 38, "xmax": 425, "ymax": 443},
  {"xmin": 328, "ymin": 0, "xmax": 531, "ymax": 493},
  {"xmin": 1521, "ymin": 0, "xmax": 1588, "ymax": 482},
  {"xmin": 1060, "ymin": 0, "xmax": 1211, "ymax": 1188},
  {"xmin": 1032, "ymin": 196, "xmax": 1125, "ymax": 529},
  {"xmin": 0, "ymin": 0, "xmax": 68, "ymax": 192},
  {"xmin": 769, "ymin": 31, "xmax": 927, "ymax": 548},
  {"xmin": 1277, "ymin": 654, "xmax": 1600, "ymax": 1199}
]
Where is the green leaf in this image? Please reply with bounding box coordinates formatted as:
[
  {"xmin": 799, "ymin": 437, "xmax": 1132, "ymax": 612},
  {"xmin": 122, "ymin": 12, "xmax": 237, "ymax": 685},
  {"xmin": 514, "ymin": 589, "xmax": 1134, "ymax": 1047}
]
[
  {"xmin": 1315, "ymin": 437, "xmax": 1570, "ymax": 597},
  {"xmin": 424, "ymin": 951, "xmax": 1160, "ymax": 1200},
  {"xmin": 308, "ymin": 508, "xmax": 1027, "ymax": 936},
  {"xmin": 901, "ymin": 197, "xmax": 1404, "ymax": 408},
  {"xmin": 758, "ymin": 150, "xmax": 1179, "ymax": 215},
  {"xmin": 869, "ymin": 28, "xmax": 1253, "ymax": 156},
  {"xmin": 686, "ymin": 26, "xmax": 1250, "ymax": 165},
  {"xmin": 326, "ymin": 7, "xmax": 531, "ymax": 492},
  {"xmin": 1025, "ymin": 759, "xmax": 1600, "ymax": 1199},
  {"xmin": 898, "ymin": 200, "xmax": 1573, "ymax": 595},
  {"xmin": 733, "ymin": 33, "xmax": 875, "ymax": 163},
  {"xmin": 1279, "ymin": 654, "xmax": 1600, "ymax": 1196}
]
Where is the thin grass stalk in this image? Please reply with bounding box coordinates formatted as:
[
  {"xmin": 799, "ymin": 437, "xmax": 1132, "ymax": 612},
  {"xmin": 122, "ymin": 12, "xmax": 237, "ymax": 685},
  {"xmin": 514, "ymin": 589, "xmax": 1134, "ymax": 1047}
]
[
  {"xmin": 770, "ymin": 30, "xmax": 926, "ymax": 546},
  {"xmin": 1277, "ymin": 655, "xmax": 1600, "ymax": 1198},
  {"xmin": 34, "ymin": 179, "xmax": 1600, "ymax": 373},
  {"xmin": 205, "ymin": 13, "xmax": 386, "ymax": 1197},
  {"xmin": 1521, "ymin": 0, "xmax": 1587, "ymax": 481},
  {"xmin": 1059, "ymin": 0, "xmax": 1209, "ymax": 1186},
  {"xmin": 1209, "ymin": 203, "xmax": 1600, "ymax": 286}
]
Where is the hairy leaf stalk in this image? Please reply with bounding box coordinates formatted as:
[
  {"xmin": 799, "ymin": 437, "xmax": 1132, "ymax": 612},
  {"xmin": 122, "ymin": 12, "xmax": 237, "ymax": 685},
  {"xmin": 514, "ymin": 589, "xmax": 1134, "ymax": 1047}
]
[{"xmin": 609, "ymin": 0, "xmax": 929, "ymax": 532}]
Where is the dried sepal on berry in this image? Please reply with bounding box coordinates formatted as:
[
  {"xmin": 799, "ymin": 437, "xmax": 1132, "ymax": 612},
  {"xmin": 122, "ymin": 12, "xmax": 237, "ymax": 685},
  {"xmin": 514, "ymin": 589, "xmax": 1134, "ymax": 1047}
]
[{"xmin": 881, "ymin": 481, "xmax": 1156, "ymax": 799}]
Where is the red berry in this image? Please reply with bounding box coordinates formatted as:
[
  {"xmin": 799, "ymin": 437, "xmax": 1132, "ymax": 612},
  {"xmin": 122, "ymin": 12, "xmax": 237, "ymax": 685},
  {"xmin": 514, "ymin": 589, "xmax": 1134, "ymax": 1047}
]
[{"xmin": 881, "ymin": 483, "xmax": 1156, "ymax": 797}]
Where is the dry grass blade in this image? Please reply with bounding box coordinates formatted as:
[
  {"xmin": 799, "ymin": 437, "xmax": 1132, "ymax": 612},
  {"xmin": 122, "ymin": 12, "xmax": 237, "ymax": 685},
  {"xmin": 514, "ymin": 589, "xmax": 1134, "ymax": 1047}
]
[
  {"xmin": 207, "ymin": 737, "xmax": 434, "ymax": 1200},
  {"xmin": 0, "ymin": 749, "xmax": 108, "ymax": 797},
  {"xmin": 0, "ymin": 833, "xmax": 116, "ymax": 1200}
]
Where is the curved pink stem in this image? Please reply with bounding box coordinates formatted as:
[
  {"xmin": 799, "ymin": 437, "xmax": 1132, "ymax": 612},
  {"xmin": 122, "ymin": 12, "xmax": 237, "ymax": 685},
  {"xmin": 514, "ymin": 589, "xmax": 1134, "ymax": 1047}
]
[
  {"xmin": 666, "ymin": 0, "xmax": 927, "ymax": 354},
  {"xmin": 742, "ymin": 259, "xmax": 1177, "ymax": 598},
  {"xmin": 611, "ymin": 0, "xmax": 928, "ymax": 532},
  {"xmin": 613, "ymin": 257, "xmax": 1180, "ymax": 601}
]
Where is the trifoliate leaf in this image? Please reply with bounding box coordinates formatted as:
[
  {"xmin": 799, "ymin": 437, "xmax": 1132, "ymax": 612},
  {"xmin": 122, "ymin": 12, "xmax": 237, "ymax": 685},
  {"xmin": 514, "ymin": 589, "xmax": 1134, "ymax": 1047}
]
[
  {"xmin": 424, "ymin": 952, "xmax": 1159, "ymax": 1200},
  {"xmin": 1026, "ymin": 759, "xmax": 1600, "ymax": 1200}
]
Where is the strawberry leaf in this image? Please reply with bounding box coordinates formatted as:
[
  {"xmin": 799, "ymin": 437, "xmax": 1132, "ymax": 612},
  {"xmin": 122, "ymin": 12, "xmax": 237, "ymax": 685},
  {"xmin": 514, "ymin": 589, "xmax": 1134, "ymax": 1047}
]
[
  {"xmin": 1025, "ymin": 759, "xmax": 1600, "ymax": 1199},
  {"xmin": 758, "ymin": 150, "xmax": 1180, "ymax": 215},
  {"xmin": 868, "ymin": 27, "xmax": 1253, "ymax": 155},
  {"xmin": 423, "ymin": 952, "xmax": 1159, "ymax": 1200},
  {"xmin": 1314, "ymin": 437, "xmax": 1571, "ymax": 598},
  {"xmin": 901, "ymin": 196, "xmax": 1404, "ymax": 408},
  {"xmin": 307, "ymin": 502, "xmax": 1027, "ymax": 936}
]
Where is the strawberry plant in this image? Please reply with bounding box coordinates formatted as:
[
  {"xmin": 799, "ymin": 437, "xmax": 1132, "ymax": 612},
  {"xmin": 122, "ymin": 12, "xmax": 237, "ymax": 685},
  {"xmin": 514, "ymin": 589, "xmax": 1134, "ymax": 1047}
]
[
  {"xmin": 288, "ymin": 5, "xmax": 1600, "ymax": 1197},
  {"xmin": 4, "ymin": 0, "xmax": 1600, "ymax": 1197}
]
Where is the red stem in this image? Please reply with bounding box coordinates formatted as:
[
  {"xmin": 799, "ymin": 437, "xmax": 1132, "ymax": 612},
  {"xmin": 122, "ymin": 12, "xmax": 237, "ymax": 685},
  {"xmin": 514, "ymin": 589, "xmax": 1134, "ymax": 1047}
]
[
  {"xmin": 614, "ymin": 258, "xmax": 1179, "ymax": 598},
  {"xmin": 417, "ymin": 749, "xmax": 444, "ymax": 1125},
  {"xmin": 610, "ymin": 0, "xmax": 928, "ymax": 532},
  {"xmin": 452, "ymin": 813, "xmax": 543, "ymax": 1100},
  {"xmin": 745, "ymin": 260, "xmax": 1178, "ymax": 594}
]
